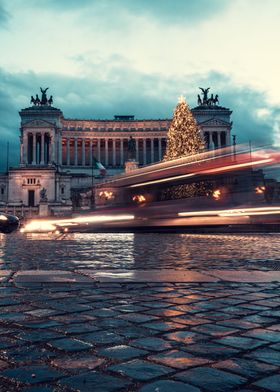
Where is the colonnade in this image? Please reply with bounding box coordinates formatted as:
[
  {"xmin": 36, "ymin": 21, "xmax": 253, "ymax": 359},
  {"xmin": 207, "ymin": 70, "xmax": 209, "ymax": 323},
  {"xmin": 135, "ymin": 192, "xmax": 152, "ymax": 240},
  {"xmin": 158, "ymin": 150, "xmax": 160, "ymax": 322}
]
[
  {"xmin": 61, "ymin": 137, "xmax": 167, "ymax": 167},
  {"xmin": 23, "ymin": 132, "xmax": 53, "ymax": 165},
  {"xmin": 22, "ymin": 130, "xmax": 230, "ymax": 167}
]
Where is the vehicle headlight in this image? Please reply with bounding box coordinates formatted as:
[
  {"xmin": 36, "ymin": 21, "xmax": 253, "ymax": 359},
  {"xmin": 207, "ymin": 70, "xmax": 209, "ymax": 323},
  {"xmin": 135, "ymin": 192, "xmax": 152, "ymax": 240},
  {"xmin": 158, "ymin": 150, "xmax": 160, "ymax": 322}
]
[{"xmin": 0, "ymin": 215, "xmax": 8, "ymax": 221}]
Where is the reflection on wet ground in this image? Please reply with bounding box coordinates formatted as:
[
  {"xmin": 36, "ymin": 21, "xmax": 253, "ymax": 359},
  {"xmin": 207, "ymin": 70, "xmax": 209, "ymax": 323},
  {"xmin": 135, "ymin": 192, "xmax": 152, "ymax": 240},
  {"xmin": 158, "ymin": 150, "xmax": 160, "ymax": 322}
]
[{"xmin": 0, "ymin": 232, "xmax": 280, "ymax": 272}]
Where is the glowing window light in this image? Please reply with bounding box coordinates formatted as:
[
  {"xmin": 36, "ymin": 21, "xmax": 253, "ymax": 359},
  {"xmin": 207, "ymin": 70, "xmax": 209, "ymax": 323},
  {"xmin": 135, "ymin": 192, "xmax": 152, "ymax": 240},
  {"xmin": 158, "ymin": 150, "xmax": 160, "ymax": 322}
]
[
  {"xmin": 212, "ymin": 189, "xmax": 221, "ymax": 200},
  {"xmin": 132, "ymin": 194, "xmax": 146, "ymax": 203},
  {"xmin": 255, "ymin": 186, "xmax": 266, "ymax": 194},
  {"xmin": 99, "ymin": 191, "xmax": 114, "ymax": 200}
]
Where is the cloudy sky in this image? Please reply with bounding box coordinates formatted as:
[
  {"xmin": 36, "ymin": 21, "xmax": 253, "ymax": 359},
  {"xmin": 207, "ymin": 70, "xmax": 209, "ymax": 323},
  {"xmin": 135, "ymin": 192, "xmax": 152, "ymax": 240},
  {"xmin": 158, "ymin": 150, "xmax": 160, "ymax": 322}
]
[{"xmin": 0, "ymin": 0, "xmax": 280, "ymax": 169}]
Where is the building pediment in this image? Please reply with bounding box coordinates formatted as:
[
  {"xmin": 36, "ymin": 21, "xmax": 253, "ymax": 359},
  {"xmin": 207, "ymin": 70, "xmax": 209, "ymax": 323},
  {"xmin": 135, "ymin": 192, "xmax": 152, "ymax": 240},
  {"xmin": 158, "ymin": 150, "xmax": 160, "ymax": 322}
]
[
  {"xmin": 22, "ymin": 119, "xmax": 55, "ymax": 129},
  {"xmin": 199, "ymin": 118, "xmax": 231, "ymax": 127}
]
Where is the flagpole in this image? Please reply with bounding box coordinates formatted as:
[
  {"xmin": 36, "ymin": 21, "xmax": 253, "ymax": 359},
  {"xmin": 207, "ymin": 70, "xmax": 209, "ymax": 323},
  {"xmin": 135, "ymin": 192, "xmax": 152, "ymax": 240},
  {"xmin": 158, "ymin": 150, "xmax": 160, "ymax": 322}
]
[{"xmin": 6, "ymin": 142, "xmax": 9, "ymax": 172}]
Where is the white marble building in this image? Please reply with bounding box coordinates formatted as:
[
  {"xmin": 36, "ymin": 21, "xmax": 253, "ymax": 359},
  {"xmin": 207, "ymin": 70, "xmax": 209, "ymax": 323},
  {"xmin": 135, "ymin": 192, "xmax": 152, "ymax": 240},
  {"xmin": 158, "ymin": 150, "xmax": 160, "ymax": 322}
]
[{"xmin": 0, "ymin": 89, "xmax": 232, "ymax": 213}]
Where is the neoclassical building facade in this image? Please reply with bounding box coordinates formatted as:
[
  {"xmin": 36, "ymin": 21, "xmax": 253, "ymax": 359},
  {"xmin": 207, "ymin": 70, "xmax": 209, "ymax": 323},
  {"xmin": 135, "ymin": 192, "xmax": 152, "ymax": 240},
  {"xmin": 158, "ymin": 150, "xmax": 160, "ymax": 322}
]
[{"xmin": 0, "ymin": 89, "xmax": 232, "ymax": 212}]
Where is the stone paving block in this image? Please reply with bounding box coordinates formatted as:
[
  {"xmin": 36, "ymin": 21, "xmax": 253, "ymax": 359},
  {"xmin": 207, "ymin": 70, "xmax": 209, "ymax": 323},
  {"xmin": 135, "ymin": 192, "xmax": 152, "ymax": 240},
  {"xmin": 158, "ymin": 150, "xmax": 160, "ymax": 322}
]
[
  {"xmin": 217, "ymin": 318, "xmax": 260, "ymax": 330},
  {"xmin": 268, "ymin": 324, "xmax": 280, "ymax": 331},
  {"xmin": 2, "ymin": 344, "xmax": 56, "ymax": 363},
  {"xmin": 142, "ymin": 321, "xmax": 186, "ymax": 332},
  {"xmin": 0, "ymin": 312, "xmax": 27, "ymax": 321},
  {"xmin": 51, "ymin": 355, "xmax": 104, "ymax": 371},
  {"xmin": 0, "ymin": 337, "xmax": 25, "ymax": 349},
  {"xmin": 214, "ymin": 336, "xmax": 266, "ymax": 350},
  {"xmin": 22, "ymin": 387, "xmax": 55, "ymax": 392},
  {"xmin": 182, "ymin": 342, "xmax": 240, "ymax": 359},
  {"xmin": 47, "ymin": 337, "xmax": 93, "ymax": 352},
  {"xmin": 24, "ymin": 309, "xmax": 63, "ymax": 317},
  {"xmin": 172, "ymin": 316, "xmax": 210, "ymax": 326},
  {"xmin": 118, "ymin": 313, "xmax": 158, "ymax": 323},
  {"xmin": 245, "ymin": 347, "xmax": 280, "ymax": 366},
  {"xmin": 117, "ymin": 326, "xmax": 158, "ymax": 339},
  {"xmin": 109, "ymin": 359, "xmax": 174, "ymax": 381},
  {"xmin": 149, "ymin": 349, "xmax": 211, "ymax": 369},
  {"xmin": 140, "ymin": 379, "xmax": 201, "ymax": 392},
  {"xmin": 59, "ymin": 371, "xmax": 130, "ymax": 391},
  {"xmin": 0, "ymin": 359, "xmax": 9, "ymax": 370},
  {"xmin": 1, "ymin": 364, "xmax": 64, "ymax": 385},
  {"xmin": 98, "ymin": 344, "xmax": 148, "ymax": 360},
  {"xmin": 175, "ymin": 366, "xmax": 247, "ymax": 391},
  {"xmin": 243, "ymin": 314, "xmax": 277, "ymax": 324},
  {"xmin": 192, "ymin": 324, "xmax": 238, "ymax": 337},
  {"xmin": 164, "ymin": 330, "xmax": 205, "ymax": 344},
  {"xmin": 145, "ymin": 308, "xmax": 185, "ymax": 317},
  {"xmin": 94, "ymin": 318, "xmax": 132, "ymax": 329},
  {"xmin": 113, "ymin": 304, "xmax": 148, "ymax": 312},
  {"xmin": 242, "ymin": 328, "xmax": 280, "ymax": 342},
  {"xmin": 79, "ymin": 330, "xmax": 124, "ymax": 345},
  {"xmin": 16, "ymin": 330, "xmax": 64, "ymax": 343},
  {"xmin": 55, "ymin": 322, "xmax": 100, "ymax": 335},
  {"xmin": 84, "ymin": 308, "xmax": 120, "ymax": 318},
  {"xmin": 270, "ymin": 342, "xmax": 280, "ymax": 350},
  {"xmin": 22, "ymin": 320, "xmax": 63, "ymax": 329},
  {"xmin": 213, "ymin": 358, "xmax": 278, "ymax": 378},
  {"xmin": 253, "ymin": 374, "xmax": 280, "ymax": 391},
  {"xmin": 131, "ymin": 337, "xmax": 173, "ymax": 352}
]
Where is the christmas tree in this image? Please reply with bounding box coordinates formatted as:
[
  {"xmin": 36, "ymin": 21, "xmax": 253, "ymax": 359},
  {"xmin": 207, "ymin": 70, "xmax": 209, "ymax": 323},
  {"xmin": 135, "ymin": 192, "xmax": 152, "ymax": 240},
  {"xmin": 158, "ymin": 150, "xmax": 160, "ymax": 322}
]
[
  {"xmin": 161, "ymin": 96, "xmax": 211, "ymax": 200},
  {"xmin": 163, "ymin": 95, "xmax": 205, "ymax": 161}
]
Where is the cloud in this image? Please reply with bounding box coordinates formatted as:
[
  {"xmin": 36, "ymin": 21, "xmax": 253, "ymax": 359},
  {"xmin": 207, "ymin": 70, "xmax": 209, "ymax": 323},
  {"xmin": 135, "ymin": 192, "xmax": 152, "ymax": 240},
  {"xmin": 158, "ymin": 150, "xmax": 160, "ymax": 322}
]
[
  {"xmin": 0, "ymin": 3, "xmax": 10, "ymax": 28},
  {"xmin": 0, "ymin": 63, "xmax": 278, "ymax": 170},
  {"xmin": 26, "ymin": 0, "xmax": 231, "ymax": 25}
]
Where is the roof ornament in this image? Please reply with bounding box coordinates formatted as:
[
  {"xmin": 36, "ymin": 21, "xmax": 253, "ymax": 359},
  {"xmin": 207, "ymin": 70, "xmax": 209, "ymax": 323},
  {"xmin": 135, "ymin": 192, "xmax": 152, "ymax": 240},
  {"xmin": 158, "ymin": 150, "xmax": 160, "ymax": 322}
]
[
  {"xmin": 198, "ymin": 87, "xmax": 219, "ymax": 107},
  {"xmin": 30, "ymin": 88, "xmax": 53, "ymax": 107}
]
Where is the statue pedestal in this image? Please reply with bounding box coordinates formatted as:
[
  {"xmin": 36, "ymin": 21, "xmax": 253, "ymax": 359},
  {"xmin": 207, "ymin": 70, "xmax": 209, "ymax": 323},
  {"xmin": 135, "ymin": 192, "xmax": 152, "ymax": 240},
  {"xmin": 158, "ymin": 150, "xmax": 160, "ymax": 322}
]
[
  {"xmin": 39, "ymin": 202, "xmax": 49, "ymax": 217},
  {"xmin": 125, "ymin": 160, "xmax": 139, "ymax": 173}
]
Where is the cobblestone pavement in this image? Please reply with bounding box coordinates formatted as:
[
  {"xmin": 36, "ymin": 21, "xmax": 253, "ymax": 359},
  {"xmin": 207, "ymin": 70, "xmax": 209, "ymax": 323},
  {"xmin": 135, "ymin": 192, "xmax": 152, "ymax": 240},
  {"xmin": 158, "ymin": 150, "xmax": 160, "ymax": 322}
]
[
  {"xmin": 1, "ymin": 232, "xmax": 280, "ymax": 271},
  {"xmin": 0, "ymin": 279, "xmax": 280, "ymax": 391}
]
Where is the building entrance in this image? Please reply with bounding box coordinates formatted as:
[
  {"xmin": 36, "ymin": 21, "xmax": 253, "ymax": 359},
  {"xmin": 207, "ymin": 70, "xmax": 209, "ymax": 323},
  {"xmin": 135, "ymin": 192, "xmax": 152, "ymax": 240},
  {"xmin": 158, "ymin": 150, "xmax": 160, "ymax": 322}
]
[{"xmin": 28, "ymin": 190, "xmax": 35, "ymax": 207}]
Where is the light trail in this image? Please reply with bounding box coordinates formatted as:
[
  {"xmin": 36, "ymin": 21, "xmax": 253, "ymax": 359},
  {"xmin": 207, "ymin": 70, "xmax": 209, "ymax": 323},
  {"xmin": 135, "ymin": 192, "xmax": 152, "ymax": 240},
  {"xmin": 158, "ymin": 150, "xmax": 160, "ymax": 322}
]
[
  {"xmin": 178, "ymin": 207, "xmax": 280, "ymax": 218},
  {"xmin": 21, "ymin": 214, "xmax": 135, "ymax": 233}
]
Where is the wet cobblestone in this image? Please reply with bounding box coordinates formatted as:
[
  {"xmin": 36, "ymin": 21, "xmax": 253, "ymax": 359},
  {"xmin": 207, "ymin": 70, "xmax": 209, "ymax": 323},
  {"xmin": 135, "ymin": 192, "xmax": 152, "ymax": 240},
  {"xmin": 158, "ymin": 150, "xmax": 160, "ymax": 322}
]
[
  {"xmin": 0, "ymin": 280, "xmax": 279, "ymax": 390},
  {"xmin": 1, "ymin": 232, "xmax": 280, "ymax": 390}
]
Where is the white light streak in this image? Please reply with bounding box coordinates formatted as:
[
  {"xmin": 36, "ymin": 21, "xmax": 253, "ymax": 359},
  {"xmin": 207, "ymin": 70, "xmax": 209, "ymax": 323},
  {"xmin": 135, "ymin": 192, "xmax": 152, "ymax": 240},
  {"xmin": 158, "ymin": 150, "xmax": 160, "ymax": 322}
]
[
  {"xmin": 22, "ymin": 214, "xmax": 135, "ymax": 233},
  {"xmin": 179, "ymin": 207, "xmax": 280, "ymax": 218}
]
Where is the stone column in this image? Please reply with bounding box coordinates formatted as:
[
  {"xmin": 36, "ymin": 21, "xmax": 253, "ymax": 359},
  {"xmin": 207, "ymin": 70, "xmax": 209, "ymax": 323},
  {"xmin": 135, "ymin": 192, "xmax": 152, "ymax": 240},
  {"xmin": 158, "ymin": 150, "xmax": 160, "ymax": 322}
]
[
  {"xmin": 82, "ymin": 139, "xmax": 86, "ymax": 166},
  {"xmin": 120, "ymin": 138, "xmax": 124, "ymax": 165},
  {"xmin": 58, "ymin": 133, "xmax": 62, "ymax": 165},
  {"xmin": 226, "ymin": 131, "xmax": 231, "ymax": 146},
  {"xmin": 32, "ymin": 133, "xmax": 36, "ymax": 164},
  {"xmin": 112, "ymin": 139, "xmax": 116, "ymax": 167},
  {"xmin": 89, "ymin": 139, "xmax": 93, "ymax": 167},
  {"xmin": 40, "ymin": 133, "xmax": 45, "ymax": 164},
  {"xmin": 143, "ymin": 138, "xmax": 147, "ymax": 165},
  {"xmin": 97, "ymin": 139, "xmax": 101, "ymax": 161},
  {"xmin": 22, "ymin": 134, "xmax": 27, "ymax": 164},
  {"xmin": 48, "ymin": 135, "xmax": 55, "ymax": 163},
  {"xmin": 66, "ymin": 138, "xmax": 70, "ymax": 165},
  {"xmin": 217, "ymin": 131, "xmax": 221, "ymax": 148},
  {"xmin": 105, "ymin": 139, "xmax": 109, "ymax": 166},
  {"xmin": 136, "ymin": 138, "xmax": 139, "ymax": 162},
  {"xmin": 74, "ymin": 138, "xmax": 78, "ymax": 166},
  {"xmin": 151, "ymin": 138, "xmax": 154, "ymax": 163},
  {"xmin": 158, "ymin": 138, "xmax": 162, "ymax": 160}
]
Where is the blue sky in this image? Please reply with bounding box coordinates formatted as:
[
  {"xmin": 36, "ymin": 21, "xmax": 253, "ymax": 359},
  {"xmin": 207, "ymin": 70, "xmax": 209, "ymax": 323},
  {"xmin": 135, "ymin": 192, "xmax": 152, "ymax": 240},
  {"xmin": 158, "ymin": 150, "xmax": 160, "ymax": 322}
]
[{"xmin": 0, "ymin": 0, "xmax": 280, "ymax": 169}]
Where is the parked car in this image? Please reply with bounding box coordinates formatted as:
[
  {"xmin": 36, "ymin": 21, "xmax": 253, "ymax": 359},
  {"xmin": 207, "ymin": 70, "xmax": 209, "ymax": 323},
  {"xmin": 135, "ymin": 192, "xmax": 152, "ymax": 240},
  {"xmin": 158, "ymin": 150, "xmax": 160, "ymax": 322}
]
[{"xmin": 0, "ymin": 213, "xmax": 20, "ymax": 234}]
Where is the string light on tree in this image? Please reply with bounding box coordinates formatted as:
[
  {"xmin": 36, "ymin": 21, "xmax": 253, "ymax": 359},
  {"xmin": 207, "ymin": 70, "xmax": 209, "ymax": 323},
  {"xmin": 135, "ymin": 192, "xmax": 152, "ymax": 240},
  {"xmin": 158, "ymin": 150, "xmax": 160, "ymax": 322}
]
[
  {"xmin": 162, "ymin": 95, "xmax": 211, "ymax": 200},
  {"xmin": 163, "ymin": 95, "xmax": 205, "ymax": 162}
]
